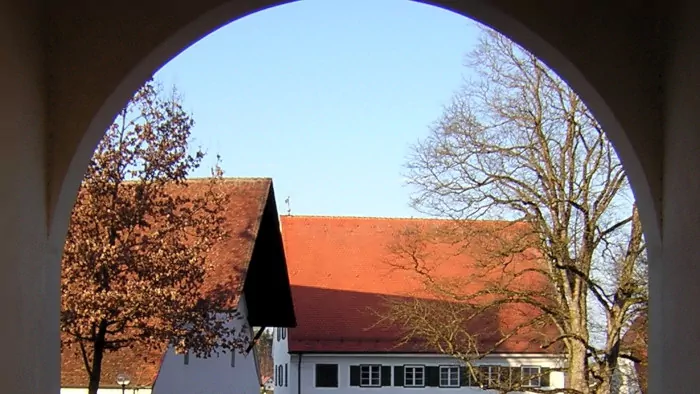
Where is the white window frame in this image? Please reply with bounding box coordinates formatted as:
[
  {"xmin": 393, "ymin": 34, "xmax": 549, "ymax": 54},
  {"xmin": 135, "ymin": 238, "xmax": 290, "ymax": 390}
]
[
  {"xmin": 360, "ymin": 364, "xmax": 381, "ymax": 387},
  {"xmin": 487, "ymin": 366, "xmax": 500, "ymax": 387},
  {"xmin": 439, "ymin": 365, "xmax": 460, "ymax": 388},
  {"xmin": 404, "ymin": 365, "xmax": 425, "ymax": 387},
  {"xmin": 521, "ymin": 366, "xmax": 541, "ymax": 388}
]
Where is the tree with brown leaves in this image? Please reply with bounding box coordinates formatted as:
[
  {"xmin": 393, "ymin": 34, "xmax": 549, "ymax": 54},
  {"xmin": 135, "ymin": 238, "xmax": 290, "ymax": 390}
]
[
  {"xmin": 61, "ymin": 80, "xmax": 248, "ymax": 394},
  {"xmin": 381, "ymin": 28, "xmax": 648, "ymax": 394},
  {"xmin": 254, "ymin": 328, "xmax": 274, "ymax": 381}
]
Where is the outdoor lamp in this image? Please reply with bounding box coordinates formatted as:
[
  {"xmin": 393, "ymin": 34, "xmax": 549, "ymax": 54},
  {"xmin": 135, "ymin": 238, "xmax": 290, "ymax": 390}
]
[{"xmin": 116, "ymin": 372, "xmax": 131, "ymax": 394}]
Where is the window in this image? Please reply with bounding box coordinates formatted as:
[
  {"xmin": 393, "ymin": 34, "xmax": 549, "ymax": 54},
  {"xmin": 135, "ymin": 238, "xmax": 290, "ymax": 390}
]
[
  {"xmin": 476, "ymin": 365, "xmax": 500, "ymax": 388},
  {"xmin": 276, "ymin": 328, "xmax": 281, "ymax": 341},
  {"xmin": 277, "ymin": 365, "xmax": 283, "ymax": 386},
  {"xmin": 488, "ymin": 366, "xmax": 499, "ymax": 387},
  {"xmin": 285, "ymin": 363, "xmax": 288, "ymax": 387},
  {"xmin": 439, "ymin": 366, "xmax": 459, "ymax": 388},
  {"xmin": 521, "ymin": 366, "xmax": 541, "ymax": 387},
  {"xmin": 274, "ymin": 364, "xmax": 277, "ymax": 386},
  {"xmin": 360, "ymin": 365, "xmax": 381, "ymax": 387},
  {"xmin": 281, "ymin": 328, "xmax": 287, "ymax": 340},
  {"xmin": 230, "ymin": 350, "xmax": 236, "ymax": 367},
  {"xmin": 404, "ymin": 365, "xmax": 425, "ymax": 387},
  {"xmin": 183, "ymin": 350, "xmax": 189, "ymax": 365},
  {"xmin": 315, "ymin": 364, "xmax": 339, "ymax": 388}
]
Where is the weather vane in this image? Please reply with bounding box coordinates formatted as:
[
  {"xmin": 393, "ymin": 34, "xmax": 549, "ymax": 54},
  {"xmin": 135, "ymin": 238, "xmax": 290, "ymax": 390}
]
[{"xmin": 284, "ymin": 196, "xmax": 291, "ymax": 216}]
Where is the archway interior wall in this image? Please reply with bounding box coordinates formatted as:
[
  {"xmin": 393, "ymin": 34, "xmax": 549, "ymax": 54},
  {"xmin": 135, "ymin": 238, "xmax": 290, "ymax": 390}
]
[
  {"xmin": 47, "ymin": 0, "xmax": 664, "ymax": 252},
  {"xmin": 45, "ymin": 0, "xmax": 667, "ymax": 391},
  {"xmin": 1, "ymin": 1, "xmax": 60, "ymax": 393}
]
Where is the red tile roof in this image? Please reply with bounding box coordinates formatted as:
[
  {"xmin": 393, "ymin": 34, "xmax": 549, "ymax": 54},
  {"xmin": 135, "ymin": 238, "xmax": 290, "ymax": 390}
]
[
  {"xmin": 61, "ymin": 178, "xmax": 274, "ymax": 388},
  {"xmin": 622, "ymin": 314, "xmax": 648, "ymax": 394},
  {"xmin": 280, "ymin": 215, "xmax": 560, "ymax": 354}
]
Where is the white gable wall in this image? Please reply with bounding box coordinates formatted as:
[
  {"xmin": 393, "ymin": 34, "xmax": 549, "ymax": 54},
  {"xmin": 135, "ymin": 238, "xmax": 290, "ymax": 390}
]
[
  {"xmin": 153, "ymin": 295, "xmax": 260, "ymax": 394},
  {"xmin": 273, "ymin": 351, "xmax": 567, "ymax": 394},
  {"xmin": 273, "ymin": 327, "xmax": 293, "ymax": 394}
]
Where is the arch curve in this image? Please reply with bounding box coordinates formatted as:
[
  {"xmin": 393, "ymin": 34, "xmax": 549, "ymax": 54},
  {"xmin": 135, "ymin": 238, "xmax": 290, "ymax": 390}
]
[{"xmin": 48, "ymin": 0, "xmax": 663, "ymax": 258}]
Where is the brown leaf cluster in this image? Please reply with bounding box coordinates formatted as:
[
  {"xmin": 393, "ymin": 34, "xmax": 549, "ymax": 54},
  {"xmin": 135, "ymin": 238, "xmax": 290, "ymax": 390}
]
[{"xmin": 61, "ymin": 80, "xmax": 249, "ymax": 393}]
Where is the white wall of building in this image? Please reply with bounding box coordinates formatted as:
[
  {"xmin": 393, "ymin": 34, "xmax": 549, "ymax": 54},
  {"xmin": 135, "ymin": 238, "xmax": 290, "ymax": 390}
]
[
  {"xmin": 153, "ymin": 295, "xmax": 261, "ymax": 394},
  {"xmin": 272, "ymin": 333, "xmax": 566, "ymax": 394},
  {"xmin": 272, "ymin": 327, "xmax": 293, "ymax": 394},
  {"xmin": 61, "ymin": 388, "xmax": 152, "ymax": 394}
]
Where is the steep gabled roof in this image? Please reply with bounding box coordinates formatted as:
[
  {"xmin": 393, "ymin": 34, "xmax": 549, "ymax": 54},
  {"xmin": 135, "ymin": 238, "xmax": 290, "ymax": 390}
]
[
  {"xmin": 280, "ymin": 215, "xmax": 560, "ymax": 354},
  {"xmin": 61, "ymin": 178, "xmax": 277, "ymax": 388}
]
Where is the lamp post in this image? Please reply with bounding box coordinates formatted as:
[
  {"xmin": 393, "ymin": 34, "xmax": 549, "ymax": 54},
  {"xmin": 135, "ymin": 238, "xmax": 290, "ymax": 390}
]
[{"xmin": 116, "ymin": 372, "xmax": 131, "ymax": 394}]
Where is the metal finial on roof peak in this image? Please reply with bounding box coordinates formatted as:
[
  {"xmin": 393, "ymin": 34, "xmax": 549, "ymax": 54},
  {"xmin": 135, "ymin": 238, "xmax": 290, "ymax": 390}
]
[{"xmin": 284, "ymin": 196, "xmax": 291, "ymax": 216}]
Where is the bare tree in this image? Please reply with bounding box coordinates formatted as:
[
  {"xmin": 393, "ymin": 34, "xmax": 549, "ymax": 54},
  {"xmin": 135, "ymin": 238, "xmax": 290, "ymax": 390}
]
[
  {"xmin": 61, "ymin": 80, "xmax": 249, "ymax": 394},
  {"xmin": 381, "ymin": 28, "xmax": 647, "ymax": 393}
]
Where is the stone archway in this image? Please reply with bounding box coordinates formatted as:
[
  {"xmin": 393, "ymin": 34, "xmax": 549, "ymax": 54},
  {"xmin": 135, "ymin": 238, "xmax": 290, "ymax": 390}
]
[
  {"xmin": 44, "ymin": 1, "xmax": 669, "ymax": 392},
  {"xmin": 47, "ymin": 0, "xmax": 664, "ymax": 256}
]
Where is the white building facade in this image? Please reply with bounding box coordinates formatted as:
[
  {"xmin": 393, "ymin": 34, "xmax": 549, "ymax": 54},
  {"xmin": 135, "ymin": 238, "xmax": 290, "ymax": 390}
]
[{"xmin": 272, "ymin": 328, "xmax": 566, "ymax": 394}]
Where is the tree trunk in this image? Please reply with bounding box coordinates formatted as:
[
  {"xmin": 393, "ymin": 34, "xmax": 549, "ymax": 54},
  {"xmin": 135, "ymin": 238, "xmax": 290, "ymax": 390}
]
[
  {"xmin": 568, "ymin": 340, "xmax": 590, "ymax": 393},
  {"xmin": 596, "ymin": 376, "xmax": 612, "ymax": 394},
  {"xmin": 88, "ymin": 321, "xmax": 108, "ymax": 394}
]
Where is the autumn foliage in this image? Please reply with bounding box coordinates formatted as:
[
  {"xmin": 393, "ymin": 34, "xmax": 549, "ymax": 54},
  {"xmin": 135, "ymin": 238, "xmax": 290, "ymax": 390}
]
[{"xmin": 61, "ymin": 81, "xmax": 248, "ymax": 393}]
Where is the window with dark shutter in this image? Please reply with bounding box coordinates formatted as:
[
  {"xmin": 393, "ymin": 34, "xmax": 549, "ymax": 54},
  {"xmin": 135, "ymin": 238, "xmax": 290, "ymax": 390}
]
[
  {"xmin": 404, "ymin": 365, "xmax": 425, "ymax": 387},
  {"xmin": 350, "ymin": 366, "xmax": 360, "ymax": 386},
  {"xmin": 359, "ymin": 365, "xmax": 381, "ymax": 387},
  {"xmin": 394, "ymin": 366, "xmax": 404, "ymax": 386},
  {"xmin": 521, "ymin": 366, "xmax": 541, "ymax": 387},
  {"xmin": 381, "ymin": 366, "xmax": 392, "ymax": 386},
  {"xmin": 439, "ymin": 365, "xmax": 460, "ymax": 387},
  {"xmin": 315, "ymin": 364, "xmax": 339, "ymax": 388}
]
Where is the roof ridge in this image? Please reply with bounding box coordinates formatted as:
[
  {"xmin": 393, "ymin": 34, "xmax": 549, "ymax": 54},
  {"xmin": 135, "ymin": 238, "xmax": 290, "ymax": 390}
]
[
  {"xmin": 280, "ymin": 215, "xmax": 519, "ymax": 224},
  {"xmin": 185, "ymin": 176, "xmax": 272, "ymax": 182},
  {"xmin": 280, "ymin": 214, "xmax": 447, "ymax": 221}
]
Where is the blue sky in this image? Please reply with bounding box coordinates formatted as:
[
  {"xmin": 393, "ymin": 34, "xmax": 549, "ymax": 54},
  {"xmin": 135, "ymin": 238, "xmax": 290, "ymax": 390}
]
[{"xmin": 155, "ymin": 0, "xmax": 481, "ymax": 218}]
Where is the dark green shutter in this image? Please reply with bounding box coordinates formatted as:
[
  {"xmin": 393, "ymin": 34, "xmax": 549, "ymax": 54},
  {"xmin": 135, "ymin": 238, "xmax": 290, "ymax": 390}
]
[
  {"xmin": 477, "ymin": 366, "xmax": 490, "ymax": 387},
  {"xmin": 511, "ymin": 367, "xmax": 522, "ymax": 386},
  {"xmin": 381, "ymin": 366, "xmax": 392, "ymax": 386},
  {"xmin": 498, "ymin": 366, "xmax": 510, "ymax": 386},
  {"xmin": 541, "ymin": 368, "xmax": 550, "ymax": 387},
  {"xmin": 426, "ymin": 366, "xmax": 439, "ymax": 387},
  {"xmin": 316, "ymin": 364, "xmax": 339, "ymax": 388},
  {"xmin": 350, "ymin": 366, "xmax": 360, "ymax": 386},
  {"xmin": 459, "ymin": 367, "xmax": 469, "ymax": 386},
  {"xmin": 394, "ymin": 366, "xmax": 404, "ymax": 386}
]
